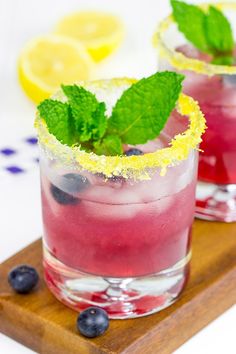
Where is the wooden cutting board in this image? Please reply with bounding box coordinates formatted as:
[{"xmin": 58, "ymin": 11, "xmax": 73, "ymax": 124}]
[{"xmin": 0, "ymin": 219, "xmax": 235, "ymax": 354}]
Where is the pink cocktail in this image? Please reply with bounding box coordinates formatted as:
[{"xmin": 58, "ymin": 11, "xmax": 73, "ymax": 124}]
[
  {"xmin": 156, "ymin": 4, "xmax": 236, "ymax": 222},
  {"xmin": 177, "ymin": 45, "xmax": 236, "ymax": 186},
  {"xmin": 42, "ymin": 173, "xmax": 195, "ymax": 279},
  {"xmin": 36, "ymin": 79, "xmax": 204, "ymax": 318}
]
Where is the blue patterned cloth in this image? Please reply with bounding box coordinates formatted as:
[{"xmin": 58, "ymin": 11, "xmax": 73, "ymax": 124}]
[{"xmin": 0, "ymin": 136, "xmax": 39, "ymax": 176}]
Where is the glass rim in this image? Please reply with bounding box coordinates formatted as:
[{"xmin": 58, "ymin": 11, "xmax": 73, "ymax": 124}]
[
  {"xmin": 35, "ymin": 78, "xmax": 206, "ymax": 180},
  {"xmin": 154, "ymin": 2, "xmax": 236, "ymax": 76}
]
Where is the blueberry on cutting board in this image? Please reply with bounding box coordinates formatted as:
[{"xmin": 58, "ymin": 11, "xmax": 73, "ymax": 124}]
[
  {"xmin": 8, "ymin": 265, "xmax": 39, "ymax": 294},
  {"xmin": 77, "ymin": 307, "xmax": 109, "ymax": 338}
]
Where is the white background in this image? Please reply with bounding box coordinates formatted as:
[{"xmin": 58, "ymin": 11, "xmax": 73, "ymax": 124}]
[{"xmin": 0, "ymin": 0, "xmax": 235, "ymax": 353}]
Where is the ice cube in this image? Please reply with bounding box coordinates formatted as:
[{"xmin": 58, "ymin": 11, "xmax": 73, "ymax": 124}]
[{"xmin": 83, "ymin": 199, "xmax": 144, "ymax": 220}]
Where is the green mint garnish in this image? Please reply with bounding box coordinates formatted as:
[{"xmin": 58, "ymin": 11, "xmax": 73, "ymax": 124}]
[
  {"xmin": 93, "ymin": 135, "xmax": 123, "ymax": 156},
  {"xmin": 107, "ymin": 72, "xmax": 184, "ymax": 144},
  {"xmin": 211, "ymin": 55, "xmax": 234, "ymax": 66},
  {"xmin": 61, "ymin": 85, "xmax": 107, "ymax": 143},
  {"xmin": 205, "ymin": 6, "xmax": 234, "ymax": 55},
  {"xmin": 37, "ymin": 99, "xmax": 75, "ymax": 146},
  {"xmin": 171, "ymin": 0, "xmax": 235, "ymax": 65},
  {"xmin": 37, "ymin": 71, "xmax": 184, "ymax": 156},
  {"xmin": 171, "ymin": 0, "xmax": 210, "ymax": 54}
]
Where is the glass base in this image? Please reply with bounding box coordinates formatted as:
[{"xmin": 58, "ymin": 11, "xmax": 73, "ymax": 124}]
[
  {"xmin": 196, "ymin": 181, "xmax": 236, "ymax": 222},
  {"xmin": 43, "ymin": 246, "xmax": 191, "ymax": 319}
]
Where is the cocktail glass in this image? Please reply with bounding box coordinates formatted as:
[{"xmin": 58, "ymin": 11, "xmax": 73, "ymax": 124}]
[
  {"xmin": 155, "ymin": 2, "xmax": 236, "ymax": 222},
  {"xmin": 35, "ymin": 78, "xmax": 205, "ymax": 319}
]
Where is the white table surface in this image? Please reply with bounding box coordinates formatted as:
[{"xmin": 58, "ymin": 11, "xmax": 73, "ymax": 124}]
[{"xmin": 0, "ymin": 0, "xmax": 235, "ymax": 353}]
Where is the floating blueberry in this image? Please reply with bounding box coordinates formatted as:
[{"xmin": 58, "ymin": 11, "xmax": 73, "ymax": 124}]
[
  {"xmin": 62, "ymin": 173, "xmax": 90, "ymax": 193},
  {"xmin": 124, "ymin": 148, "xmax": 143, "ymax": 156},
  {"xmin": 77, "ymin": 307, "xmax": 109, "ymax": 338},
  {"xmin": 8, "ymin": 265, "xmax": 39, "ymax": 294},
  {"xmin": 50, "ymin": 184, "xmax": 79, "ymax": 205},
  {"xmin": 222, "ymin": 74, "xmax": 236, "ymax": 86}
]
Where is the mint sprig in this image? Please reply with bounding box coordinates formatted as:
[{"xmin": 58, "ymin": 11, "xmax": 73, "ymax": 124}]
[
  {"xmin": 37, "ymin": 72, "xmax": 184, "ymax": 156},
  {"xmin": 171, "ymin": 0, "xmax": 235, "ymax": 65},
  {"xmin": 61, "ymin": 85, "xmax": 107, "ymax": 143}
]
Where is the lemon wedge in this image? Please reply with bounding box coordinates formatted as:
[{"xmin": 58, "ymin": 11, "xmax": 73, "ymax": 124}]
[
  {"xmin": 18, "ymin": 35, "xmax": 94, "ymax": 103},
  {"xmin": 54, "ymin": 11, "xmax": 124, "ymax": 61}
]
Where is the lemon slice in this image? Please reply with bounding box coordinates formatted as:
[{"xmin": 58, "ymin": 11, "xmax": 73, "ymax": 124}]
[
  {"xmin": 18, "ymin": 35, "xmax": 94, "ymax": 103},
  {"xmin": 54, "ymin": 11, "xmax": 124, "ymax": 61}
]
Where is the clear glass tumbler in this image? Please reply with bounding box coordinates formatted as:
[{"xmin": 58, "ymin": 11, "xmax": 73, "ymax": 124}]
[
  {"xmin": 35, "ymin": 79, "xmax": 205, "ymax": 319},
  {"xmin": 155, "ymin": 2, "xmax": 236, "ymax": 222}
]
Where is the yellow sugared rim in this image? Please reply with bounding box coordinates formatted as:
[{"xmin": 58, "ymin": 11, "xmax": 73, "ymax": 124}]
[
  {"xmin": 154, "ymin": 2, "xmax": 236, "ymax": 76},
  {"xmin": 35, "ymin": 78, "xmax": 206, "ymax": 180}
]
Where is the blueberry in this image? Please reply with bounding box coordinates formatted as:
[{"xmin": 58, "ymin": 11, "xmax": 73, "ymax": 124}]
[
  {"xmin": 50, "ymin": 184, "xmax": 79, "ymax": 205},
  {"xmin": 222, "ymin": 74, "xmax": 236, "ymax": 86},
  {"xmin": 77, "ymin": 307, "xmax": 109, "ymax": 338},
  {"xmin": 124, "ymin": 148, "xmax": 143, "ymax": 156},
  {"xmin": 62, "ymin": 173, "xmax": 90, "ymax": 193},
  {"xmin": 8, "ymin": 265, "xmax": 39, "ymax": 294}
]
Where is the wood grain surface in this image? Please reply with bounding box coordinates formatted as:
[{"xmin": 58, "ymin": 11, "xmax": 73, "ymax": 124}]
[{"xmin": 0, "ymin": 219, "xmax": 236, "ymax": 354}]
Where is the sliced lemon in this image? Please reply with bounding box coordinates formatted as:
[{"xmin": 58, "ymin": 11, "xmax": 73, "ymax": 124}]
[
  {"xmin": 54, "ymin": 11, "xmax": 124, "ymax": 62},
  {"xmin": 18, "ymin": 35, "xmax": 94, "ymax": 103}
]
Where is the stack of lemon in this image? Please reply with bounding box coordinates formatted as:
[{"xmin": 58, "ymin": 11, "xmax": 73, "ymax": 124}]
[{"xmin": 18, "ymin": 12, "xmax": 124, "ymax": 103}]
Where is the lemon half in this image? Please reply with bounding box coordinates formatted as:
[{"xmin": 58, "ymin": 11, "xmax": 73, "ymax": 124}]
[
  {"xmin": 54, "ymin": 11, "xmax": 124, "ymax": 61},
  {"xmin": 18, "ymin": 34, "xmax": 94, "ymax": 103}
]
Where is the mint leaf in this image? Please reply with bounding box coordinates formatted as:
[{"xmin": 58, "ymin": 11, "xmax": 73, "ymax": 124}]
[
  {"xmin": 91, "ymin": 102, "xmax": 107, "ymax": 140},
  {"xmin": 171, "ymin": 0, "xmax": 235, "ymax": 64},
  {"xmin": 37, "ymin": 99, "xmax": 74, "ymax": 145},
  {"xmin": 93, "ymin": 135, "xmax": 122, "ymax": 156},
  {"xmin": 205, "ymin": 6, "xmax": 234, "ymax": 54},
  {"xmin": 171, "ymin": 0, "xmax": 210, "ymax": 53},
  {"xmin": 62, "ymin": 85, "xmax": 107, "ymax": 142},
  {"xmin": 107, "ymin": 72, "xmax": 184, "ymax": 145}
]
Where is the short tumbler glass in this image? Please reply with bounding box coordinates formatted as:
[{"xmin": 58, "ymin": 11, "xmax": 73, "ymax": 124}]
[
  {"xmin": 155, "ymin": 2, "xmax": 236, "ymax": 222},
  {"xmin": 35, "ymin": 79, "xmax": 205, "ymax": 319}
]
